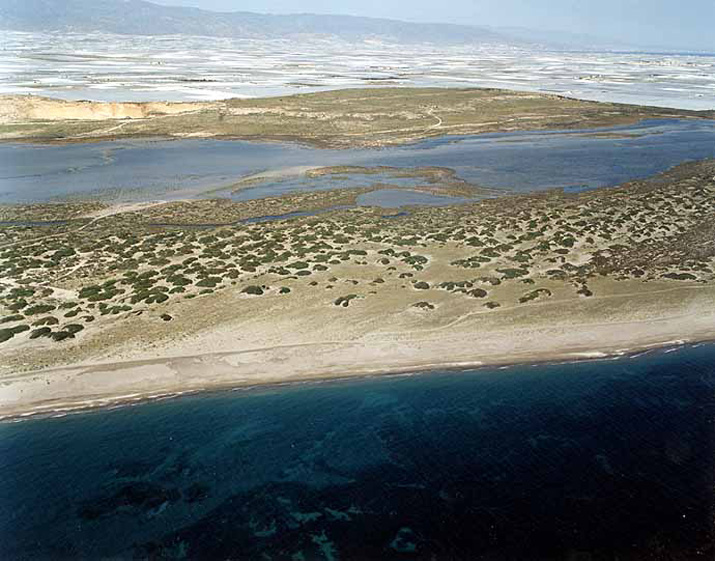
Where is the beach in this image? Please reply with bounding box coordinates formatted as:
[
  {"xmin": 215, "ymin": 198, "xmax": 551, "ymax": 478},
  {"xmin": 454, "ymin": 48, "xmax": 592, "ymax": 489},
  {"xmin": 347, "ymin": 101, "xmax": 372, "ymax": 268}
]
[{"xmin": 2, "ymin": 279, "xmax": 714, "ymax": 420}]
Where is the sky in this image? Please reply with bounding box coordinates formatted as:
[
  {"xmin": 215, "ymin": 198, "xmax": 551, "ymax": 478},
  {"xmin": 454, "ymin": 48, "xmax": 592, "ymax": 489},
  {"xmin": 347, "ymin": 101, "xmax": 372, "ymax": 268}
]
[{"xmin": 148, "ymin": 0, "xmax": 714, "ymax": 51}]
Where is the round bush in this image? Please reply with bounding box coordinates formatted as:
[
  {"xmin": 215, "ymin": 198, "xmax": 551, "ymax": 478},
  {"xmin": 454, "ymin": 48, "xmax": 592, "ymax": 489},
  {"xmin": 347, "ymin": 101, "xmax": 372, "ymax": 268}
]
[{"xmin": 30, "ymin": 327, "xmax": 52, "ymax": 339}]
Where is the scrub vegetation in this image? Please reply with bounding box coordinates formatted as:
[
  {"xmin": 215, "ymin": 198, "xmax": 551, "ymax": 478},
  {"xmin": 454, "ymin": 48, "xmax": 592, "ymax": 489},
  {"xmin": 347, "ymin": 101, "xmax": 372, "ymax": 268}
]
[{"xmin": 0, "ymin": 159, "xmax": 713, "ymax": 370}]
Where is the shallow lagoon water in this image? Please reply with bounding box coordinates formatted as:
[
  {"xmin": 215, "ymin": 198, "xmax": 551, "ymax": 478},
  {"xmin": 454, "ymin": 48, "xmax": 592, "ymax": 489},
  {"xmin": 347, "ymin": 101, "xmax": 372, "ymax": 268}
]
[
  {"xmin": 1, "ymin": 119, "xmax": 714, "ymax": 204},
  {"xmin": 1, "ymin": 344, "xmax": 714, "ymax": 559},
  {"xmin": 355, "ymin": 189, "xmax": 467, "ymax": 208}
]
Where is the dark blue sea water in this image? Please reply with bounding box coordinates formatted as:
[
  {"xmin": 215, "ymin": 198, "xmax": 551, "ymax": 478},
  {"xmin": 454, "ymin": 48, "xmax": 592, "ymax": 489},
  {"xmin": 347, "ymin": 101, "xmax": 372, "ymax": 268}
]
[
  {"xmin": 1, "ymin": 345, "xmax": 714, "ymax": 560},
  {"xmin": 1, "ymin": 119, "xmax": 714, "ymax": 203}
]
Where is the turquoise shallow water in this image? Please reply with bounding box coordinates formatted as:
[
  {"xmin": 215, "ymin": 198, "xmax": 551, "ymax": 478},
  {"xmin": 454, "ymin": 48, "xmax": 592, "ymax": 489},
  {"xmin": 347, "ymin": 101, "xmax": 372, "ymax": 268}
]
[
  {"xmin": 1, "ymin": 344, "xmax": 714, "ymax": 559},
  {"xmin": 1, "ymin": 119, "xmax": 714, "ymax": 203}
]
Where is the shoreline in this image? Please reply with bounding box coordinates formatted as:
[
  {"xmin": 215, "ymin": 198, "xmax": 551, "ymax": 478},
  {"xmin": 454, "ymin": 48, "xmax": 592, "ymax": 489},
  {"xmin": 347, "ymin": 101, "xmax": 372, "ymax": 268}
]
[{"xmin": 2, "ymin": 331, "xmax": 712, "ymax": 423}]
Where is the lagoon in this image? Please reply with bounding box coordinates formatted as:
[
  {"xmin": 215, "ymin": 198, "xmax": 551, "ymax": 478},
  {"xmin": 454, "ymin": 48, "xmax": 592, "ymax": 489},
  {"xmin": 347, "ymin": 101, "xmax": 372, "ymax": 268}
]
[{"xmin": 1, "ymin": 119, "xmax": 714, "ymax": 204}]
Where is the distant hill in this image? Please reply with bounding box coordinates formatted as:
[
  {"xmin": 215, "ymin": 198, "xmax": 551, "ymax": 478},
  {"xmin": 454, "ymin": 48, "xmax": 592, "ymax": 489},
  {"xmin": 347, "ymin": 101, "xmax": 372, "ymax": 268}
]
[{"xmin": 0, "ymin": 0, "xmax": 521, "ymax": 46}]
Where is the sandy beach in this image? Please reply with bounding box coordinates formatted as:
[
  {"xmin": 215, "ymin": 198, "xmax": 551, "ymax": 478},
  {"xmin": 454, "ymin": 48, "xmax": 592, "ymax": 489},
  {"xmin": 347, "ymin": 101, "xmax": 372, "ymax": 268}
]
[{"xmin": 2, "ymin": 280, "xmax": 714, "ymax": 421}]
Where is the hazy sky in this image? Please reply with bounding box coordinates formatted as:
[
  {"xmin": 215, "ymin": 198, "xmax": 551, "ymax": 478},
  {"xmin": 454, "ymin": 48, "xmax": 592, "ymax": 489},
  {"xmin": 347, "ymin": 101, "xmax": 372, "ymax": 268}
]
[{"xmin": 149, "ymin": 0, "xmax": 714, "ymax": 51}]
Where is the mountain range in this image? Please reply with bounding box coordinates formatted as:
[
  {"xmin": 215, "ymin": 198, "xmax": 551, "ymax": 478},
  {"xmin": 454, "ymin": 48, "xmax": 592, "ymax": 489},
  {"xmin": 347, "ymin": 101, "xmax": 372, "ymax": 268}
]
[{"xmin": 0, "ymin": 0, "xmax": 629, "ymax": 49}]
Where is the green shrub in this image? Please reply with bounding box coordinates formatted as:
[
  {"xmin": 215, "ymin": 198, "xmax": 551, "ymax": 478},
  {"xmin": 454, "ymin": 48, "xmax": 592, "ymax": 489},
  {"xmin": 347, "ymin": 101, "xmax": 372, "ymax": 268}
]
[
  {"xmin": 30, "ymin": 327, "xmax": 52, "ymax": 339},
  {"xmin": 195, "ymin": 277, "xmax": 221, "ymax": 288},
  {"xmin": 9, "ymin": 287, "xmax": 35, "ymax": 298},
  {"xmin": 167, "ymin": 275, "xmax": 192, "ymax": 286},
  {"xmin": 269, "ymin": 267, "xmax": 291, "ymax": 276},
  {"xmin": 242, "ymin": 285, "xmax": 264, "ymax": 296},
  {"xmin": 334, "ymin": 295, "xmax": 358, "ymax": 307},
  {"xmin": 24, "ymin": 304, "xmax": 56, "ymax": 316},
  {"xmin": 497, "ymin": 268, "xmax": 528, "ymax": 279},
  {"xmin": 467, "ymin": 288, "xmax": 488, "ymax": 298},
  {"xmin": 577, "ymin": 286, "xmax": 594, "ymax": 297},
  {"xmin": 146, "ymin": 293, "xmax": 169, "ymax": 304},
  {"xmin": 546, "ymin": 269, "xmax": 568, "ymax": 280},
  {"xmin": 51, "ymin": 247, "xmax": 76, "ymax": 261},
  {"xmin": 519, "ymin": 289, "xmax": 552, "ymax": 304},
  {"xmin": 84, "ymin": 287, "xmax": 122, "ymax": 302},
  {"xmin": 79, "ymin": 286, "xmax": 101, "ymax": 298},
  {"xmin": 8, "ymin": 299, "xmax": 28, "ymax": 311},
  {"xmin": 51, "ymin": 331, "xmax": 75, "ymax": 342},
  {"xmin": 663, "ymin": 272, "xmax": 697, "ymax": 281},
  {"xmin": 403, "ymin": 255, "xmax": 428, "ymax": 266},
  {"xmin": 0, "ymin": 314, "xmax": 24, "ymax": 324}
]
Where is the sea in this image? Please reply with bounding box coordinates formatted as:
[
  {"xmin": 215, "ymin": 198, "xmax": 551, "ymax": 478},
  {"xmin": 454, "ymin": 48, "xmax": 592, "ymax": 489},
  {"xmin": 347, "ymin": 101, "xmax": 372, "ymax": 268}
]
[{"xmin": 1, "ymin": 344, "xmax": 713, "ymax": 559}]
